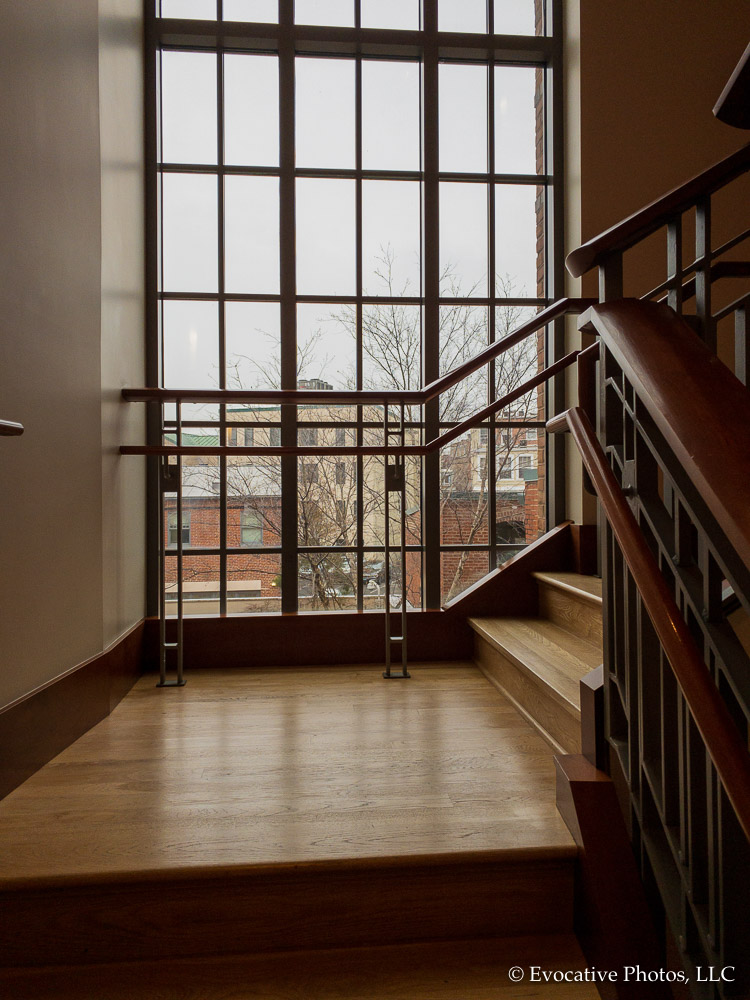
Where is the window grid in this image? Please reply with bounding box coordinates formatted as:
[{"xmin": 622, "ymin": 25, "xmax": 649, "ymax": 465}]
[{"xmin": 150, "ymin": 0, "xmax": 558, "ymax": 614}]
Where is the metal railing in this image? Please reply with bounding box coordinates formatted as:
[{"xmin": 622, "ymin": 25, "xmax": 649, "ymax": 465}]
[{"xmin": 122, "ymin": 297, "xmax": 593, "ymax": 686}]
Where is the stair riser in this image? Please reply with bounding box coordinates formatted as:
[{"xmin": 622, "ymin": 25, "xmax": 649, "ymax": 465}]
[
  {"xmin": 474, "ymin": 637, "xmax": 581, "ymax": 755},
  {"xmin": 537, "ymin": 584, "xmax": 603, "ymax": 646},
  {"xmin": 0, "ymin": 857, "xmax": 575, "ymax": 968}
]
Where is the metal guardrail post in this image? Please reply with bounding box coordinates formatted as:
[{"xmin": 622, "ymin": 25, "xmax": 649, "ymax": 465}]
[
  {"xmin": 383, "ymin": 402, "xmax": 410, "ymax": 679},
  {"xmin": 158, "ymin": 400, "xmax": 186, "ymax": 688}
]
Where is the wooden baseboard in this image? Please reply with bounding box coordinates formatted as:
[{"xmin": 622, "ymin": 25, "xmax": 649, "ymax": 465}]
[
  {"xmin": 143, "ymin": 608, "xmax": 474, "ymax": 672},
  {"xmin": 0, "ymin": 621, "xmax": 145, "ymax": 801}
]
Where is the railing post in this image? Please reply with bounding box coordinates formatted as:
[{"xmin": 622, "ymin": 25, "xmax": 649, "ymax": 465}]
[
  {"xmin": 667, "ymin": 219, "xmax": 683, "ymax": 315},
  {"xmin": 598, "ymin": 252, "xmax": 623, "ymax": 302},
  {"xmin": 695, "ymin": 195, "xmax": 715, "ymax": 352}
]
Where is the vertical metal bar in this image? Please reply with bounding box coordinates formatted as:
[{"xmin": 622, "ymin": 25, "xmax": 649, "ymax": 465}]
[
  {"xmin": 279, "ymin": 0, "xmax": 298, "ymax": 612},
  {"xmin": 695, "ymin": 195, "xmax": 714, "ymax": 351},
  {"xmin": 487, "ymin": 53, "xmax": 497, "ymax": 568},
  {"xmin": 400, "ymin": 402, "xmax": 408, "ymax": 674},
  {"xmin": 422, "ymin": 0, "xmax": 441, "ymax": 609},
  {"xmin": 355, "ymin": 46, "xmax": 364, "ymax": 611},
  {"xmin": 383, "ymin": 405, "xmax": 392, "ymax": 677},
  {"xmin": 159, "ymin": 453, "xmax": 167, "ymax": 687},
  {"xmin": 667, "ymin": 218, "xmax": 683, "ymax": 314},
  {"xmin": 217, "ymin": 47, "xmax": 228, "ymax": 615},
  {"xmin": 176, "ymin": 400, "xmax": 184, "ymax": 685},
  {"xmin": 735, "ymin": 302, "xmax": 748, "ymax": 386}
]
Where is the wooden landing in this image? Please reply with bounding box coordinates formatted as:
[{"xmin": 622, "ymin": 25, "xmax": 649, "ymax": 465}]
[{"xmin": 0, "ymin": 664, "xmax": 577, "ymax": 968}]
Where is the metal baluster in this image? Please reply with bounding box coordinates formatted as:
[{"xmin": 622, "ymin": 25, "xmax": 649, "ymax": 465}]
[
  {"xmin": 158, "ymin": 401, "xmax": 186, "ymax": 688},
  {"xmin": 383, "ymin": 402, "xmax": 410, "ymax": 679}
]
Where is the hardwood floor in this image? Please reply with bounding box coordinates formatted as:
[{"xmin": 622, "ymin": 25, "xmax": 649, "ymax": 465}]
[{"xmin": 0, "ymin": 664, "xmax": 573, "ymax": 885}]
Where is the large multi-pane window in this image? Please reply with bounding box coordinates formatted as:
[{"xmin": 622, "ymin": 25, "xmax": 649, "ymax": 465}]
[{"xmin": 150, "ymin": 0, "xmax": 560, "ymax": 615}]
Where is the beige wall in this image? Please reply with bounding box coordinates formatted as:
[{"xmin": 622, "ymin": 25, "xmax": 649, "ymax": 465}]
[
  {"xmin": 0, "ymin": 1, "xmax": 145, "ymax": 709},
  {"xmin": 563, "ymin": 0, "xmax": 749, "ymax": 522},
  {"xmin": 99, "ymin": 0, "xmax": 146, "ymax": 646}
]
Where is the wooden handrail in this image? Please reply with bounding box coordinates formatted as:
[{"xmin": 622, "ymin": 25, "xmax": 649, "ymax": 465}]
[
  {"xmin": 566, "ymin": 143, "xmax": 750, "ymax": 278},
  {"xmin": 0, "ymin": 420, "xmax": 24, "ymax": 437},
  {"xmin": 583, "ymin": 299, "xmax": 750, "ymax": 571},
  {"xmin": 121, "ymin": 296, "xmax": 594, "ymax": 406},
  {"xmin": 121, "ymin": 350, "xmax": 581, "ymax": 457},
  {"xmin": 548, "ymin": 405, "xmax": 750, "ymax": 843},
  {"xmin": 714, "ymin": 41, "xmax": 750, "ymax": 131}
]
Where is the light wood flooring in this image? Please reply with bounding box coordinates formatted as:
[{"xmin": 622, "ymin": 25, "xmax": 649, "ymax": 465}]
[{"xmin": 0, "ymin": 664, "xmax": 574, "ymax": 886}]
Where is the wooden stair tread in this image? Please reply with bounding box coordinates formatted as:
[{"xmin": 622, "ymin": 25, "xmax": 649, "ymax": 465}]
[
  {"xmin": 532, "ymin": 571, "xmax": 603, "ymax": 605},
  {"xmin": 469, "ymin": 617, "xmax": 602, "ymax": 713},
  {"xmin": 0, "ymin": 934, "xmax": 600, "ymax": 999}
]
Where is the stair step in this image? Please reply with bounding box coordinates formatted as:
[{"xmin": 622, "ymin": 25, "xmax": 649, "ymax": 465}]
[
  {"xmin": 0, "ymin": 850, "xmax": 577, "ymax": 969},
  {"xmin": 0, "ymin": 934, "xmax": 600, "ymax": 999},
  {"xmin": 470, "ymin": 617, "xmax": 602, "ymax": 754},
  {"xmin": 533, "ymin": 571, "xmax": 603, "ymax": 645}
]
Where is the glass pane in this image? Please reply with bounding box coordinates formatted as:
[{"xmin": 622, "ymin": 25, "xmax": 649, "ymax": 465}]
[
  {"xmin": 228, "ymin": 553, "xmax": 282, "ymax": 613},
  {"xmin": 224, "ymin": 55, "xmax": 279, "ymax": 166},
  {"xmin": 495, "ymin": 66, "xmax": 540, "ymax": 175},
  {"xmin": 439, "ymin": 305, "xmax": 487, "ymax": 419},
  {"xmin": 494, "ymin": 0, "xmax": 538, "ymax": 35},
  {"xmin": 361, "ymin": 0, "xmax": 419, "ymax": 29},
  {"xmin": 298, "ymin": 554, "xmax": 357, "ymax": 610},
  {"xmin": 159, "ymin": 0, "xmax": 216, "ymax": 18},
  {"xmin": 225, "ymin": 302, "xmax": 280, "ymax": 389},
  {"xmin": 160, "ymin": 51, "xmax": 217, "ymax": 165},
  {"xmin": 440, "ymin": 182, "xmax": 488, "ymax": 297},
  {"xmin": 495, "ymin": 184, "xmax": 541, "ymax": 298},
  {"xmin": 362, "ymin": 305, "xmax": 422, "ymax": 390},
  {"xmin": 494, "ymin": 310, "xmax": 540, "ymax": 402},
  {"xmin": 228, "ymin": 499, "xmax": 280, "ymax": 550},
  {"xmin": 295, "ymin": 0, "xmax": 354, "ymax": 26},
  {"xmin": 227, "ymin": 458, "xmax": 282, "ymax": 558},
  {"xmin": 362, "ymin": 181, "xmax": 421, "ymax": 297},
  {"xmin": 439, "ymin": 63, "xmax": 487, "ymax": 173},
  {"xmin": 297, "ymin": 304, "xmax": 356, "ymax": 392},
  {"xmin": 224, "ymin": 0, "xmax": 277, "ymax": 21},
  {"xmin": 362, "ymin": 61, "xmax": 420, "ymax": 171},
  {"xmin": 441, "ymin": 550, "xmax": 490, "ymax": 603},
  {"xmin": 496, "ymin": 425, "xmax": 544, "ymax": 552},
  {"xmin": 165, "ymin": 555, "xmax": 220, "ymax": 615},
  {"xmin": 163, "ymin": 300, "xmax": 219, "ymax": 388},
  {"xmin": 161, "ymin": 173, "xmax": 218, "ymax": 292},
  {"xmin": 297, "ymin": 454, "xmax": 358, "ymax": 545},
  {"xmin": 224, "ymin": 176, "xmax": 279, "ymax": 294},
  {"xmin": 439, "ymin": 0, "xmax": 486, "ymax": 33},
  {"xmin": 296, "ymin": 178, "xmax": 356, "ymax": 295},
  {"xmin": 296, "ymin": 58, "xmax": 355, "ymax": 169},
  {"xmin": 440, "ymin": 435, "xmax": 489, "ymax": 545}
]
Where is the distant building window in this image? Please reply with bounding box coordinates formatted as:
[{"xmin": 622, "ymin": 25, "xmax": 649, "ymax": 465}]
[
  {"xmin": 269, "ymin": 426, "xmax": 281, "ymax": 447},
  {"xmin": 299, "ymin": 426, "xmax": 318, "ymax": 446},
  {"xmin": 335, "ymin": 462, "xmax": 346, "ymax": 485},
  {"xmin": 479, "ymin": 426, "xmax": 488, "ymax": 444},
  {"xmin": 335, "ymin": 427, "xmax": 347, "ymax": 447},
  {"xmin": 241, "ymin": 509, "xmax": 263, "ymax": 547},
  {"xmin": 167, "ymin": 510, "xmax": 190, "ymax": 547},
  {"xmin": 498, "ymin": 459, "xmax": 513, "ymax": 480},
  {"xmin": 518, "ymin": 455, "xmax": 532, "ymax": 469},
  {"xmin": 302, "ymin": 462, "xmax": 319, "ymax": 485},
  {"xmin": 243, "ymin": 426, "xmax": 254, "ymax": 447}
]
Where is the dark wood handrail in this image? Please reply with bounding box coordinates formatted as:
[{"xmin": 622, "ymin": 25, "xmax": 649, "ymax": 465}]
[
  {"xmin": 0, "ymin": 420, "xmax": 24, "ymax": 437},
  {"xmin": 584, "ymin": 299, "xmax": 750, "ymax": 570},
  {"xmin": 714, "ymin": 41, "xmax": 750, "ymax": 131},
  {"xmin": 566, "ymin": 143, "xmax": 750, "ymax": 278},
  {"xmin": 121, "ymin": 296, "xmax": 594, "ymax": 406},
  {"xmin": 548, "ymin": 405, "xmax": 750, "ymax": 843},
  {"xmin": 121, "ymin": 350, "xmax": 580, "ymax": 457}
]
